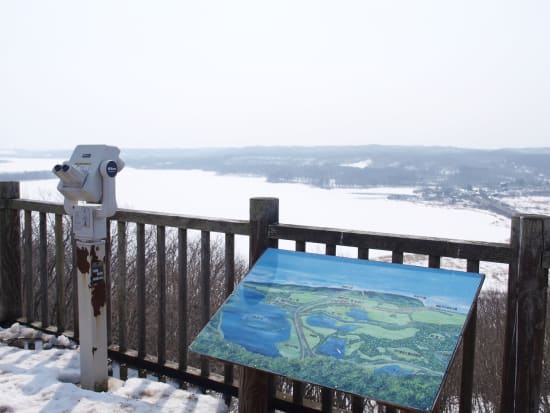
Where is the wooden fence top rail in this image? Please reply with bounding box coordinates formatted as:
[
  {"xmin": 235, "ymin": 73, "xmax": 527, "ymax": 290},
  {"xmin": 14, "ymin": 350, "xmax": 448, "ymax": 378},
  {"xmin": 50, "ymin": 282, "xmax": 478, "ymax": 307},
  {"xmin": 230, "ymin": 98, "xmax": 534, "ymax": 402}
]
[
  {"xmin": 7, "ymin": 199, "xmax": 65, "ymax": 214},
  {"xmin": 270, "ymin": 223, "xmax": 512, "ymax": 263},
  {"xmin": 6, "ymin": 199, "xmax": 513, "ymax": 261},
  {"xmin": 114, "ymin": 209, "xmax": 250, "ymax": 234},
  {"xmin": 7, "ymin": 199, "xmax": 251, "ymax": 235}
]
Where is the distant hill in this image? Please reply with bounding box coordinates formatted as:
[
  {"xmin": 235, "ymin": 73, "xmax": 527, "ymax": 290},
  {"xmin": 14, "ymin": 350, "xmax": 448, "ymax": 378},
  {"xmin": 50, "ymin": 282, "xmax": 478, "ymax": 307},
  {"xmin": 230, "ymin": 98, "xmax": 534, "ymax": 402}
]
[
  {"xmin": 3, "ymin": 145, "xmax": 550, "ymax": 217},
  {"xmin": 120, "ymin": 145, "xmax": 550, "ymax": 191}
]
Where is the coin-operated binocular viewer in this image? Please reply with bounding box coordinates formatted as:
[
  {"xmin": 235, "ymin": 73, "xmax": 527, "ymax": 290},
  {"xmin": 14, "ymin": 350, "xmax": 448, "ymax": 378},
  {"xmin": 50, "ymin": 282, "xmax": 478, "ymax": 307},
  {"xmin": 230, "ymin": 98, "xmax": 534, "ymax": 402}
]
[{"xmin": 53, "ymin": 145, "xmax": 124, "ymax": 392}]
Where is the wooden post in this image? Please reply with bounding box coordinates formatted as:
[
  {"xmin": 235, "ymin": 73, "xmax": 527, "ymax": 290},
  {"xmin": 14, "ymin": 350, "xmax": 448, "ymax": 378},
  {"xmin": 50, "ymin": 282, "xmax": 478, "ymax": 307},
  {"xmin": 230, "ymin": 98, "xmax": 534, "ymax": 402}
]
[
  {"xmin": 224, "ymin": 233, "xmax": 236, "ymax": 404},
  {"xmin": 117, "ymin": 221, "xmax": 127, "ymax": 353},
  {"xmin": 238, "ymin": 198, "xmax": 279, "ymax": 413},
  {"xmin": 39, "ymin": 212, "xmax": 49, "ymax": 328},
  {"xmin": 200, "ymin": 230, "xmax": 211, "ymax": 377},
  {"xmin": 500, "ymin": 215, "xmax": 549, "ymax": 413},
  {"xmin": 0, "ymin": 182, "xmax": 22, "ymax": 323},
  {"xmin": 459, "ymin": 259, "xmax": 480, "ymax": 413},
  {"xmin": 136, "ymin": 223, "xmax": 146, "ymax": 361},
  {"xmin": 23, "ymin": 210, "xmax": 33, "ymax": 322},
  {"xmin": 55, "ymin": 214, "xmax": 65, "ymax": 333},
  {"xmin": 157, "ymin": 225, "xmax": 167, "ymax": 366},
  {"xmin": 177, "ymin": 227, "xmax": 188, "ymax": 372},
  {"xmin": 249, "ymin": 198, "xmax": 279, "ymax": 267}
]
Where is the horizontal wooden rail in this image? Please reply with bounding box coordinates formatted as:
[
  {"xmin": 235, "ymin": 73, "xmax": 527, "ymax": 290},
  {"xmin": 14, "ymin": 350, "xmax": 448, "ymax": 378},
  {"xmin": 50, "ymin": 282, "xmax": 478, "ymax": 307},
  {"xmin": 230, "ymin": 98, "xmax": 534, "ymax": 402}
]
[
  {"xmin": 269, "ymin": 223, "xmax": 512, "ymax": 263},
  {"xmin": 114, "ymin": 209, "xmax": 250, "ymax": 235},
  {"xmin": 108, "ymin": 345, "xmax": 239, "ymax": 397},
  {"xmin": 8, "ymin": 199, "xmax": 65, "ymax": 214},
  {"xmin": 8, "ymin": 199, "xmax": 250, "ymax": 235}
]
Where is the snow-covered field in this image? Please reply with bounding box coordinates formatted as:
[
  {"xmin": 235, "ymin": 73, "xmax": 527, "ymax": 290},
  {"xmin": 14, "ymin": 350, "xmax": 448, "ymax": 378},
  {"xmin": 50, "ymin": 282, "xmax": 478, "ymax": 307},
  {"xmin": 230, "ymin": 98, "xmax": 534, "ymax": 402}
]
[
  {"xmin": 0, "ymin": 323, "xmax": 227, "ymax": 413},
  {"xmin": 500, "ymin": 195, "xmax": 550, "ymax": 216},
  {"xmin": 8, "ymin": 158, "xmax": 511, "ymax": 242}
]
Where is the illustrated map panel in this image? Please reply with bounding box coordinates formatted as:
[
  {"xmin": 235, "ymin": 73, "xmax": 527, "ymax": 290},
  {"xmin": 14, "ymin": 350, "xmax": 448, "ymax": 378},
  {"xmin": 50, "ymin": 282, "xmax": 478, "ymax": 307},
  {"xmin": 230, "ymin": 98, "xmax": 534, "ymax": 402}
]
[{"xmin": 190, "ymin": 249, "xmax": 484, "ymax": 412}]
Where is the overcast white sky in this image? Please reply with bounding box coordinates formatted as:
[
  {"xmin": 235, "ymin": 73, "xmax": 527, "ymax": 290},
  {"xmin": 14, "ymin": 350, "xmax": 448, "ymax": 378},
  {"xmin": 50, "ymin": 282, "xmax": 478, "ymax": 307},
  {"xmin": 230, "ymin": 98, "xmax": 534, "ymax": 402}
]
[{"xmin": 1, "ymin": 1, "xmax": 548, "ymax": 150}]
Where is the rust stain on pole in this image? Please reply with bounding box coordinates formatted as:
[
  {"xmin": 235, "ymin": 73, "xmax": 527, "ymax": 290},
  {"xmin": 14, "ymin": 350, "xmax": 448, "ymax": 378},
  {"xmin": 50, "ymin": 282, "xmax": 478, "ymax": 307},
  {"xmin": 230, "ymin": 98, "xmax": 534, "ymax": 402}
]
[
  {"xmin": 91, "ymin": 281, "xmax": 106, "ymax": 317},
  {"xmin": 90, "ymin": 245, "xmax": 99, "ymax": 261},
  {"xmin": 90, "ymin": 245, "xmax": 106, "ymax": 316},
  {"xmin": 77, "ymin": 244, "xmax": 106, "ymax": 316},
  {"xmin": 77, "ymin": 247, "xmax": 90, "ymax": 274}
]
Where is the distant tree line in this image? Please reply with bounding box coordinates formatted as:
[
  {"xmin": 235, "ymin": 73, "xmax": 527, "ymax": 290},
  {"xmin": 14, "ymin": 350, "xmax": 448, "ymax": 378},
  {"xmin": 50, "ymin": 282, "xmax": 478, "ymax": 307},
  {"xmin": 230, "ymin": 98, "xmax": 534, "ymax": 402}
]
[
  {"xmin": 0, "ymin": 171, "xmax": 53, "ymax": 181},
  {"xmin": 6, "ymin": 146, "xmax": 550, "ymax": 198},
  {"xmin": 121, "ymin": 145, "xmax": 550, "ymax": 193}
]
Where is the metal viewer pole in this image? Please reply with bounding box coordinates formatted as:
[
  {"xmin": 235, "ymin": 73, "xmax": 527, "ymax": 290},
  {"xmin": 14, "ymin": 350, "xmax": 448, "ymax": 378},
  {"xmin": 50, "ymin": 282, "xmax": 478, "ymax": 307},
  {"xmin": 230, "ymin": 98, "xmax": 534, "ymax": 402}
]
[{"xmin": 53, "ymin": 145, "xmax": 124, "ymax": 392}]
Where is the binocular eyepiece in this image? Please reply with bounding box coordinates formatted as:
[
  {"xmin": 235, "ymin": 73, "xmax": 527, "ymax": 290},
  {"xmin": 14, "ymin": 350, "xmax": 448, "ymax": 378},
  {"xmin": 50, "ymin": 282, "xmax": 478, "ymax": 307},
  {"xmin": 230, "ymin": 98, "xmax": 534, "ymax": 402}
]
[
  {"xmin": 53, "ymin": 144, "xmax": 123, "ymax": 219},
  {"xmin": 53, "ymin": 163, "xmax": 87, "ymax": 187}
]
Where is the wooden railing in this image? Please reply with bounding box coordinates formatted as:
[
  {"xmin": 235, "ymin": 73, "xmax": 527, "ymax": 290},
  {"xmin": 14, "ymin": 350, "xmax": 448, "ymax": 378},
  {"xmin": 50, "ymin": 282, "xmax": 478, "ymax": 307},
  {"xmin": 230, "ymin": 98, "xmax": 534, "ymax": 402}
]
[{"xmin": 0, "ymin": 181, "xmax": 548, "ymax": 413}]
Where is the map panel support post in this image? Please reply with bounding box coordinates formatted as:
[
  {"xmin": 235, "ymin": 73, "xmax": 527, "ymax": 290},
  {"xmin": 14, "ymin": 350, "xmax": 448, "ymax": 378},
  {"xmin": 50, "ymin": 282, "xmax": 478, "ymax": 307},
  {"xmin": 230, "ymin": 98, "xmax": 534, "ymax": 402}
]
[{"xmin": 238, "ymin": 197, "xmax": 279, "ymax": 413}]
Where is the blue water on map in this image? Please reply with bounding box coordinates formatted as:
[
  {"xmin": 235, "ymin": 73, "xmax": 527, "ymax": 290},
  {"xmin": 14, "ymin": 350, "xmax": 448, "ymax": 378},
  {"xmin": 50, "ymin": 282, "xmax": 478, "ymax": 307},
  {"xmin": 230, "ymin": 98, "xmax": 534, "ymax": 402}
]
[
  {"xmin": 307, "ymin": 315, "xmax": 358, "ymax": 332},
  {"xmin": 317, "ymin": 337, "xmax": 347, "ymax": 359},
  {"xmin": 220, "ymin": 286, "xmax": 290, "ymax": 357},
  {"xmin": 375, "ymin": 365, "xmax": 413, "ymax": 376},
  {"xmin": 247, "ymin": 249, "xmax": 484, "ymax": 314},
  {"xmin": 347, "ymin": 308, "xmax": 370, "ymax": 321}
]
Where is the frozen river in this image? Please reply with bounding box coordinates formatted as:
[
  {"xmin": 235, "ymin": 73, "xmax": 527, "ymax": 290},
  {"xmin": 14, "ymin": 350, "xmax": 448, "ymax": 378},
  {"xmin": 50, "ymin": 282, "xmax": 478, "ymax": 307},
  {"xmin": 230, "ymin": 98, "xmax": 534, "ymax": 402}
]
[{"xmin": 2, "ymin": 157, "xmax": 511, "ymax": 243}]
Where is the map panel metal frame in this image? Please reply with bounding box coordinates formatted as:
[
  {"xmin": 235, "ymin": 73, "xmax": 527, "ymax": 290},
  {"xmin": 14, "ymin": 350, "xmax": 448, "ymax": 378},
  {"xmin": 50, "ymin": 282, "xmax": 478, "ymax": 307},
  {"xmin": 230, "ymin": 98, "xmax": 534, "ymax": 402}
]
[{"xmin": 191, "ymin": 248, "xmax": 484, "ymax": 412}]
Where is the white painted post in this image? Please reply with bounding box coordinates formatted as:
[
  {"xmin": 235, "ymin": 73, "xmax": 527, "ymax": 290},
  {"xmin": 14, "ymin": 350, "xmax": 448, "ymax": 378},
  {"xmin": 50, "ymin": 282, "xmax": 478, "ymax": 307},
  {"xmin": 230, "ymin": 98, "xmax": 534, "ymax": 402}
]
[{"xmin": 76, "ymin": 239, "xmax": 108, "ymax": 392}]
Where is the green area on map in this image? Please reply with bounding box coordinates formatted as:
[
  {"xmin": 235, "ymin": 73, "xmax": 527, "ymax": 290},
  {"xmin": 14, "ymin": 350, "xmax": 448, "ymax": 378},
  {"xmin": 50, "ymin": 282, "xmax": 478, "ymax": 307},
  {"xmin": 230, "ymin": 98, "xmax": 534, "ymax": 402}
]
[{"xmin": 193, "ymin": 281, "xmax": 468, "ymax": 411}]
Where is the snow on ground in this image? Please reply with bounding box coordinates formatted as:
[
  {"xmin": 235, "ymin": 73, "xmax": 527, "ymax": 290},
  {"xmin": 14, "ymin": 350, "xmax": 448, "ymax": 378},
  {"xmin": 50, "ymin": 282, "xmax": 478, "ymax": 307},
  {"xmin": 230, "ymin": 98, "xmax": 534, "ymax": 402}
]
[
  {"xmin": 500, "ymin": 195, "xmax": 550, "ymax": 216},
  {"xmin": 341, "ymin": 159, "xmax": 372, "ymax": 169},
  {"xmin": 374, "ymin": 254, "xmax": 508, "ymax": 292},
  {"xmin": 0, "ymin": 324, "xmax": 227, "ymax": 413}
]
